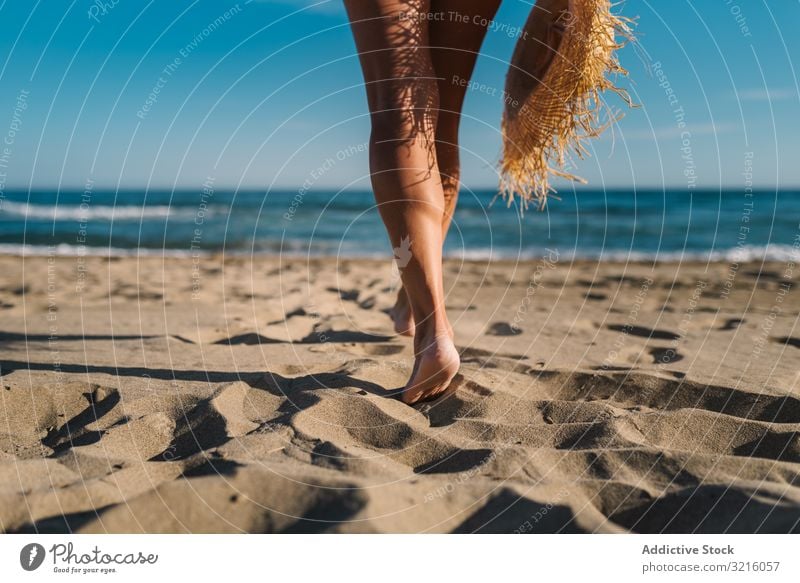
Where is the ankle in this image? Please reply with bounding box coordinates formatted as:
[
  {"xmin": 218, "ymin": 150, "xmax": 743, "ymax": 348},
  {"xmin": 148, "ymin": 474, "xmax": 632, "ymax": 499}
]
[{"xmin": 414, "ymin": 317, "xmax": 453, "ymax": 348}]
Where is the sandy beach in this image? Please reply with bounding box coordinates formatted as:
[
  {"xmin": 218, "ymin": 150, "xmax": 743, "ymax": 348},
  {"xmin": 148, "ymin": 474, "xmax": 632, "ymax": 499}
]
[{"xmin": 1, "ymin": 253, "xmax": 799, "ymax": 533}]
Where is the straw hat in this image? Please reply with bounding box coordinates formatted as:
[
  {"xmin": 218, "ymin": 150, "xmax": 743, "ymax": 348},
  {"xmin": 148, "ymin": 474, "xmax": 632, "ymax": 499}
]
[{"xmin": 500, "ymin": 0, "xmax": 634, "ymax": 209}]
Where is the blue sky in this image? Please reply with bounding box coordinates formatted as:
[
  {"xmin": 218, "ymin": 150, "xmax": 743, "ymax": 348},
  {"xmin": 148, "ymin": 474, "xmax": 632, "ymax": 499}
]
[{"xmin": 0, "ymin": 0, "xmax": 798, "ymax": 191}]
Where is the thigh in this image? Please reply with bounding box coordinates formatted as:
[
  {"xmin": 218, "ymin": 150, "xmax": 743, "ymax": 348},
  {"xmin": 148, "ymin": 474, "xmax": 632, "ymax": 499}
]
[
  {"xmin": 344, "ymin": 0, "xmax": 436, "ymax": 116},
  {"xmin": 429, "ymin": 0, "xmax": 502, "ymax": 115}
]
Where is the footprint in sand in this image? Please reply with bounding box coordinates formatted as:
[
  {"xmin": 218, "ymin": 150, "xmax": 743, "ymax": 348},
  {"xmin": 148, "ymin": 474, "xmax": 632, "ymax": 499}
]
[
  {"xmin": 486, "ymin": 322, "xmax": 522, "ymax": 336},
  {"xmin": 720, "ymin": 318, "xmax": 745, "ymax": 331},
  {"xmin": 649, "ymin": 347, "xmax": 684, "ymax": 364},
  {"xmin": 774, "ymin": 337, "xmax": 800, "ymax": 349},
  {"xmin": 607, "ymin": 324, "xmax": 680, "ymax": 341}
]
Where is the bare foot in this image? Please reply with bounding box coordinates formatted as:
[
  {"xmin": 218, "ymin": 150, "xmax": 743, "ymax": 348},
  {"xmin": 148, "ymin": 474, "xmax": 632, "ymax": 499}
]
[
  {"xmin": 400, "ymin": 328, "xmax": 460, "ymax": 405},
  {"xmin": 388, "ymin": 288, "xmax": 415, "ymax": 336}
]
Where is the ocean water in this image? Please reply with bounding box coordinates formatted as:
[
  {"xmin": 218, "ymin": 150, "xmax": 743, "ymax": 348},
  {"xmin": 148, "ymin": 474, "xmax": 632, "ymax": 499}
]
[{"xmin": 1, "ymin": 189, "xmax": 798, "ymax": 262}]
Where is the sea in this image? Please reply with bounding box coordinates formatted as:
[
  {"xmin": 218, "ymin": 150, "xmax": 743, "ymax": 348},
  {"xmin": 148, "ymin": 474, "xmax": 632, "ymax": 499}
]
[{"xmin": 1, "ymin": 189, "xmax": 798, "ymax": 262}]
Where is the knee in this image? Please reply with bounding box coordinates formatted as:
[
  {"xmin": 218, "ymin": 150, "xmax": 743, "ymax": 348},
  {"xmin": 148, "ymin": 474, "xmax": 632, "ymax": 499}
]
[{"xmin": 367, "ymin": 79, "xmax": 439, "ymax": 144}]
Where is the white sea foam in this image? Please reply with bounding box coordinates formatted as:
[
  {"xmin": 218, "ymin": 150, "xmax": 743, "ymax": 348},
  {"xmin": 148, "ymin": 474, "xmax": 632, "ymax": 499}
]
[
  {"xmin": 0, "ymin": 243, "xmax": 202, "ymax": 257},
  {"xmin": 597, "ymin": 244, "xmax": 800, "ymax": 263},
  {"xmin": 448, "ymin": 244, "xmax": 800, "ymax": 263},
  {"xmin": 0, "ymin": 201, "xmax": 226, "ymax": 221},
  {"xmin": 0, "ymin": 243, "xmax": 796, "ymax": 263}
]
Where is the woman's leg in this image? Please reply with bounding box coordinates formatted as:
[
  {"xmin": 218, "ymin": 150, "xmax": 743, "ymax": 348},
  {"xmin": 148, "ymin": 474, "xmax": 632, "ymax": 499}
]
[
  {"xmin": 390, "ymin": 0, "xmax": 503, "ymax": 335},
  {"xmin": 431, "ymin": 0, "xmax": 503, "ymax": 230},
  {"xmin": 345, "ymin": 0, "xmax": 459, "ymax": 404}
]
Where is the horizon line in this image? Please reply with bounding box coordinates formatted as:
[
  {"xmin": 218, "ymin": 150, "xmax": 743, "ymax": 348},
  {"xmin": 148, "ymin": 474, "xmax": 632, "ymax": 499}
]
[{"xmin": 3, "ymin": 184, "xmax": 798, "ymax": 193}]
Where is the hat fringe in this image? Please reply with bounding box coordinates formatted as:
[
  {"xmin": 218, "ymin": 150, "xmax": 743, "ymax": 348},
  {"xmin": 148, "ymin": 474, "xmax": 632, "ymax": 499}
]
[{"xmin": 500, "ymin": 0, "xmax": 636, "ymax": 211}]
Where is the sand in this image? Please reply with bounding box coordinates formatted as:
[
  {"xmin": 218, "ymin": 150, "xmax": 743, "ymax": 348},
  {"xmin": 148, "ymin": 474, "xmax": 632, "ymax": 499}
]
[{"xmin": 1, "ymin": 253, "xmax": 799, "ymax": 533}]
